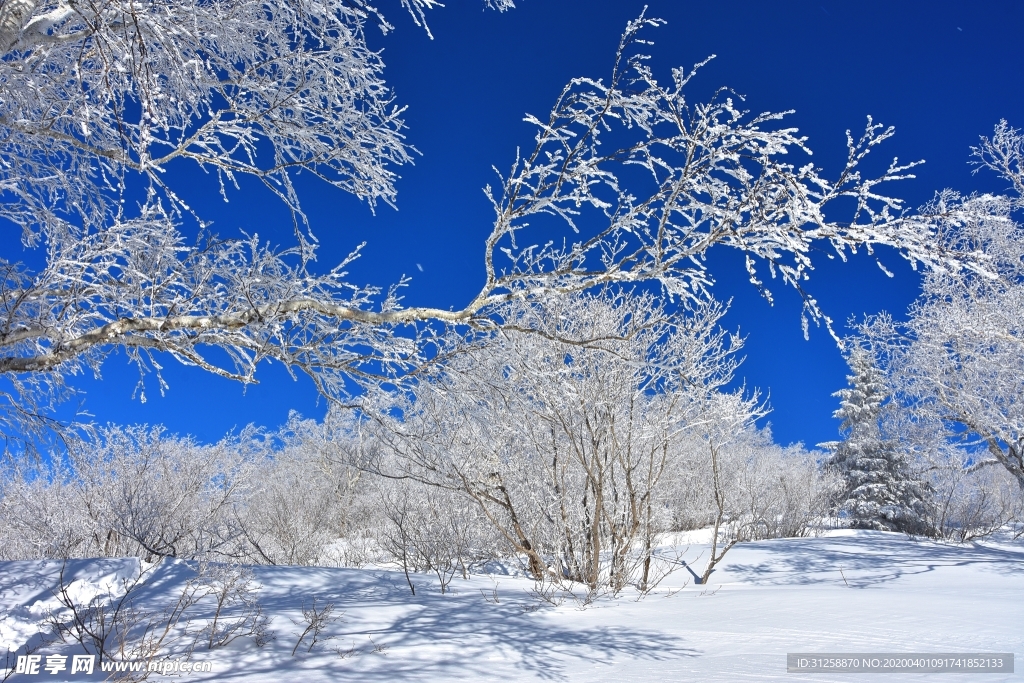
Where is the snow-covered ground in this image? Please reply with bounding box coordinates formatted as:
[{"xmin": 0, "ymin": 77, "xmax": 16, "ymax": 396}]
[{"xmin": 2, "ymin": 530, "xmax": 1022, "ymax": 682}]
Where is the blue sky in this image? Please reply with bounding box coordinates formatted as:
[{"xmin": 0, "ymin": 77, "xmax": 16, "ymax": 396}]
[{"xmin": 50, "ymin": 0, "xmax": 1024, "ymax": 448}]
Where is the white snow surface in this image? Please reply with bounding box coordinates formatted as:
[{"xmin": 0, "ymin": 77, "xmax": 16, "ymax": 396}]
[{"xmin": 2, "ymin": 530, "xmax": 1021, "ymax": 682}]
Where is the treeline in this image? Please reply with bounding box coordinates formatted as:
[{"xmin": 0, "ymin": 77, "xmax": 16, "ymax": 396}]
[
  {"xmin": 3, "ymin": 293, "xmax": 1020, "ymax": 599},
  {"xmin": 0, "ymin": 416, "xmax": 834, "ymax": 585}
]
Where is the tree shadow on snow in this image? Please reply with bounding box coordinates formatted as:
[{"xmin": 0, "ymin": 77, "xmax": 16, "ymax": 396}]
[
  {"xmin": 1, "ymin": 560, "xmax": 698, "ymax": 681},
  {"xmin": 211, "ymin": 565, "xmax": 700, "ymax": 682},
  {"xmin": 721, "ymin": 532, "xmax": 1024, "ymax": 589}
]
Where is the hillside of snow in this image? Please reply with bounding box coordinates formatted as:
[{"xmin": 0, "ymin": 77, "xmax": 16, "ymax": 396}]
[{"xmin": 2, "ymin": 530, "xmax": 1022, "ymax": 682}]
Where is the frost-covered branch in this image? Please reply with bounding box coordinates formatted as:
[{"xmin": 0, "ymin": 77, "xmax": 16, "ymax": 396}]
[
  {"xmin": 0, "ymin": 0, "xmax": 417, "ymax": 246},
  {"xmin": 0, "ymin": 204, "xmax": 437, "ymax": 415},
  {"xmin": 0, "ymin": 10, "xmax": 985, "ymax": 452},
  {"xmin": 855, "ymin": 123, "xmax": 1024, "ymax": 490},
  {"xmin": 470, "ymin": 11, "xmax": 977, "ymax": 339}
]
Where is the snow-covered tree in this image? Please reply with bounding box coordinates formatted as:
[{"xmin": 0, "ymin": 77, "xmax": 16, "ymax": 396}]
[
  {"xmin": 360, "ymin": 290, "xmax": 753, "ymax": 593},
  {"xmin": 0, "ymin": 9, "xmax": 976, "ymax": 452},
  {"xmin": 859, "ymin": 122, "xmax": 1024, "ymax": 492},
  {"xmin": 0, "ymin": 0, "xmax": 508, "ymax": 450},
  {"xmin": 822, "ymin": 347, "xmax": 929, "ymax": 534}
]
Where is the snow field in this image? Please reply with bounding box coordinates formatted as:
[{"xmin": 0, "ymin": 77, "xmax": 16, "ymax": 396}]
[{"xmin": 1, "ymin": 530, "xmax": 1021, "ymax": 682}]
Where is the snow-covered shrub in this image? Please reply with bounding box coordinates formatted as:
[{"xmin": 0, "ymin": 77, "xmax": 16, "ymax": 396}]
[
  {"xmin": 374, "ymin": 476, "xmax": 502, "ymax": 595},
  {"xmin": 924, "ymin": 450, "xmax": 1023, "ymax": 542},
  {"xmin": 0, "ymin": 426, "xmax": 258, "ymax": 562},
  {"xmin": 80, "ymin": 427, "xmax": 259, "ymax": 561},
  {"xmin": 46, "ymin": 559, "xmax": 199, "ymax": 676},
  {"xmin": 0, "ymin": 458, "xmax": 91, "ymax": 560},
  {"xmin": 45, "ymin": 558, "xmax": 271, "ymax": 679},
  {"xmin": 230, "ymin": 415, "xmax": 382, "ymax": 567},
  {"xmin": 0, "ymin": 418, "xmax": 374, "ymax": 567},
  {"xmin": 664, "ymin": 428, "xmax": 837, "ymax": 541},
  {"xmin": 195, "ymin": 563, "xmax": 272, "ymax": 650},
  {"xmin": 732, "ymin": 439, "xmax": 840, "ymax": 541}
]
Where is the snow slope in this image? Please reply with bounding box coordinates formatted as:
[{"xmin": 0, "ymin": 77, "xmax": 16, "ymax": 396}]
[{"xmin": 2, "ymin": 530, "xmax": 1022, "ymax": 682}]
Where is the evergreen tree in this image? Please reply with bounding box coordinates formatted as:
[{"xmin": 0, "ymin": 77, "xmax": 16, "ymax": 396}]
[{"xmin": 822, "ymin": 348, "xmax": 930, "ymax": 534}]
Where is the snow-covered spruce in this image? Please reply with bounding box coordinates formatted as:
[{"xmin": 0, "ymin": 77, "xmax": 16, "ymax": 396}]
[{"xmin": 821, "ymin": 347, "xmax": 930, "ymax": 535}]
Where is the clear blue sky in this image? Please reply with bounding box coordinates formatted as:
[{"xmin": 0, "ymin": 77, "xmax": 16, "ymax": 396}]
[{"xmin": 52, "ymin": 0, "xmax": 1024, "ymax": 448}]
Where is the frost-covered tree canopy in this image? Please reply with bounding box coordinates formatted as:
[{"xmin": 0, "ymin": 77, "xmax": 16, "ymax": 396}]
[
  {"xmin": 859, "ymin": 122, "xmax": 1024, "ymax": 491},
  {"xmin": 0, "ymin": 7, "xmax": 988, "ymax": 450},
  {"xmin": 0, "ymin": 0, "xmax": 418, "ymax": 239}
]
